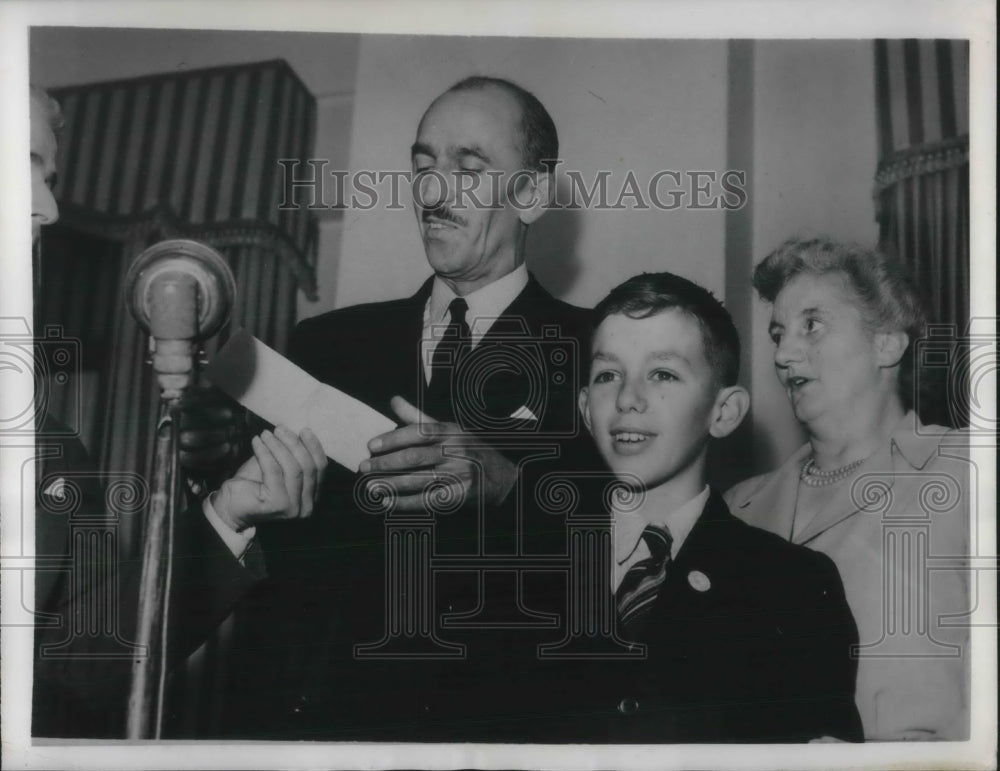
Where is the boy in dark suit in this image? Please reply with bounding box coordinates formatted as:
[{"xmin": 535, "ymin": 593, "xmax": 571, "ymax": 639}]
[{"xmin": 574, "ymin": 271, "xmax": 863, "ymax": 742}]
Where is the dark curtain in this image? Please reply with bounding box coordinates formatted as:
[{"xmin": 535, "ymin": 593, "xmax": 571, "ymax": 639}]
[
  {"xmin": 37, "ymin": 235, "xmax": 302, "ymax": 550},
  {"xmin": 42, "ymin": 59, "xmax": 317, "ymax": 557},
  {"xmin": 874, "ymin": 39, "xmax": 970, "ymax": 428},
  {"xmin": 37, "ymin": 60, "xmax": 318, "ymax": 736}
]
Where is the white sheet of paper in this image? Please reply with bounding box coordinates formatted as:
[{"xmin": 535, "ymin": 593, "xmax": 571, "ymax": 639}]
[{"xmin": 205, "ymin": 329, "xmax": 396, "ymax": 472}]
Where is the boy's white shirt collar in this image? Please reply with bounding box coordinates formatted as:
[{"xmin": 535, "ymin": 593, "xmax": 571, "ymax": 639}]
[{"xmin": 612, "ymin": 484, "xmax": 710, "ymax": 591}]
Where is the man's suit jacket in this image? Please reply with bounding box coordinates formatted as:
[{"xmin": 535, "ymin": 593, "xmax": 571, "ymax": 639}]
[
  {"xmin": 287, "ymin": 273, "xmax": 591, "ymax": 437},
  {"xmin": 564, "ymin": 489, "xmax": 864, "ymax": 743},
  {"xmin": 212, "ymin": 273, "xmax": 605, "ymax": 741},
  {"xmin": 32, "ymin": 415, "xmax": 111, "ymax": 736},
  {"xmin": 30, "ymin": 272, "xmax": 596, "ymax": 740},
  {"xmin": 217, "ymin": 477, "xmax": 863, "ymax": 743},
  {"xmin": 725, "ymin": 413, "xmax": 970, "ymax": 740},
  {"xmin": 195, "ymin": 276, "xmax": 864, "ymax": 743},
  {"xmin": 274, "ymin": 487, "xmax": 863, "ymax": 743},
  {"xmin": 32, "ymin": 414, "xmax": 260, "ymax": 738}
]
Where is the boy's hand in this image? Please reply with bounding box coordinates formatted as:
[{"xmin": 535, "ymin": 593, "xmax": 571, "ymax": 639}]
[
  {"xmin": 212, "ymin": 426, "xmax": 328, "ymax": 532},
  {"xmin": 358, "ymin": 396, "xmax": 517, "ymax": 511}
]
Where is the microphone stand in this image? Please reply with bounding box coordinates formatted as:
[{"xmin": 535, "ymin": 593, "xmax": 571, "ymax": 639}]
[{"xmin": 123, "ymin": 240, "xmax": 235, "ymax": 739}]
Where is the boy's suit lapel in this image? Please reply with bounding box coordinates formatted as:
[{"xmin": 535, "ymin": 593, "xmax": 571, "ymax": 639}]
[
  {"xmin": 653, "ymin": 492, "xmax": 729, "ymax": 623},
  {"xmin": 626, "ymin": 491, "xmax": 731, "ymax": 649}
]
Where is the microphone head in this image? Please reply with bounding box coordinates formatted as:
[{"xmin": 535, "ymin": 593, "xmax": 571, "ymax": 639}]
[{"xmin": 124, "ymin": 239, "xmax": 236, "ymax": 341}]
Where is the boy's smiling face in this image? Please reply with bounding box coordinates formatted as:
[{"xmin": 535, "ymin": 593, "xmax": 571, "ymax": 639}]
[{"xmin": 579, "ymin": 309, "xmax": 723, "ymax": 492}]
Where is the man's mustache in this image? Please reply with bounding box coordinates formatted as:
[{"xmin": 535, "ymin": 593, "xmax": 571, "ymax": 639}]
[{"xmin": 421, "ymin": 204, "xmax": 467, "ymax": 229}]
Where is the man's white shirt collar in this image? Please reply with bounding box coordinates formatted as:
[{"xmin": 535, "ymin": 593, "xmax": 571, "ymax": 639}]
[
  {"xmin": 612, "ymin": 484, "xmax": 710, "ymax": 591},
  {"xmin": 422, "ymin": 265, "xmax": 529, "ymax": 384},
  {"xmin": 425, "ymin": 264, "xmax": 529, "ymax": 344}
]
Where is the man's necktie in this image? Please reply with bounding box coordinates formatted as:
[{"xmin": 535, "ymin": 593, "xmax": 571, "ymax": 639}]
[
  {"xmin": 616, "ymin": 524, "xmax": 673, "ymax": 639},
  {"xmin": 425, "ymin": 298, "xmax": 471, "ymax": 422}
]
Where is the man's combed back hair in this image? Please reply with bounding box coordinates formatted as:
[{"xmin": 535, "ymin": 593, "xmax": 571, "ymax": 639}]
[
  {"xmin": 30, "ymin": 85, "xmax": 64, "ymax": 135},
  {"xmin": 594, "ymin": 271, "xmax": 741, "ymax": 388},
  {"xmin": 753, "ymin": 236, "xmax": 928, "ymax": 408},
  {"xmin": 446, "ymin": 75, "xmax": 559, "ymax": 174}
]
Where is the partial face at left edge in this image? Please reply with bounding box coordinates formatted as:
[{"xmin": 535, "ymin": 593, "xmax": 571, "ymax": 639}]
[{"xmin": 30, "ymin": 95, "xmax": 59, "ymax": 245}]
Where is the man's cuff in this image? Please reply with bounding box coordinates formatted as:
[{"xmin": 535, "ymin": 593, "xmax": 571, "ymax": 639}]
[{"xmin": 202, "ymin": 493, "xmax": 257, "ymax": 564}]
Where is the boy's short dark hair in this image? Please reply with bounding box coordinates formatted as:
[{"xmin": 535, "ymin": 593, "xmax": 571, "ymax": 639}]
[{"xmin": 592, "ymin": 272, "xmax": 740, "ymax": 388}]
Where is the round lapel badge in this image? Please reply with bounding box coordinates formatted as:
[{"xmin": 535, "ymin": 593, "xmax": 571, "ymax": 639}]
[{"xmin": 687, "ymin": 570, "xmax": 711, "ymax": 592}]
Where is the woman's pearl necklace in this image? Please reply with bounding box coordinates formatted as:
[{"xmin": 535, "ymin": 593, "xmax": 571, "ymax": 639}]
[{"xmin": 799, "ymin": 456, "xmax": 869, "ymax": 487}]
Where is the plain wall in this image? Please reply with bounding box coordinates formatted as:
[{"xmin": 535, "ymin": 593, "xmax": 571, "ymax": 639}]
[
  {"xmin": 747, "ymin": 40, "xmax": 879, "ymax": 469},
  {"xmin": 335, "ymin": 36, "xmax": 730, "ymax": 311},
  {"xmin": 338, "ymin": 36, "xmax": 879, "ymax": 472},
  {"xmin": 29, "ymin": 31, "xmax": 881, "ymax": 474}
]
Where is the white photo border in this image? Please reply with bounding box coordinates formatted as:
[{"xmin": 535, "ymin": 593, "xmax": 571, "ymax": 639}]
[{"xmin": 1, "ymin": 1, "xmax": 995, "ymax": 769}]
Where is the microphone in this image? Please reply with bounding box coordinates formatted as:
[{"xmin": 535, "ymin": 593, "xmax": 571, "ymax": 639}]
[
  {"xmin": 121, "ymin": 239, "xmax": 235, "ymax": 739},
  {"xmin": 124, "ymin": 239, "xmax": 236, "ymax": 399}
]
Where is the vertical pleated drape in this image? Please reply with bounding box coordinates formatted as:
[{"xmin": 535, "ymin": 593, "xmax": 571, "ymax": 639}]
[
  {"xmin": 37, "ymin": 60, "xmax": 319, "ymax": 736},
  {"xmin": 37, "ymin": 239, "xmax": 305, "ymax": 555},
  {"xmin": 50, "ymin": 60, "xmax": 317, "ymax": 281},
  {"xmin": 42, "ymin": 59, "xmax": 318, "ymax": 556},
  {"xmin": 873, "ymin": 39, "xmax": 970, "ymax": 427}
]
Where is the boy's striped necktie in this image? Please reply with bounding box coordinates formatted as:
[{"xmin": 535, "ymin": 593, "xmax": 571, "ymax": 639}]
[{"xmin": 616, "ymin": 524, "xmax": 673, "ymax": 637}]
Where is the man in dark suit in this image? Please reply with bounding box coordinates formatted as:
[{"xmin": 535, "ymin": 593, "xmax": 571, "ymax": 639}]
[
  {"xmin": 28, "ymin": 86, "xmax": 128, "ymax": 736},
  {"xmin": 196, "ymin": 75, "xmax": 606, "ymax": 741},
  {"xmin": 568, "ymin": 271, "xmax": 863, "ymax": 742}
]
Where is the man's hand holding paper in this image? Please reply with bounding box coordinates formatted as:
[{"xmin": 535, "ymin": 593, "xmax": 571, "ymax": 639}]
[
  {"xmin": 205, "ymin": 331, "xmax": 516, "ymax": 519},
  {"xmin": 206, "ymin": 330, "xmax": 397, "ymax": 473},
  {"xmin": 359, "ymin": 396, "xmax": 518, "ymax": 512}
]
